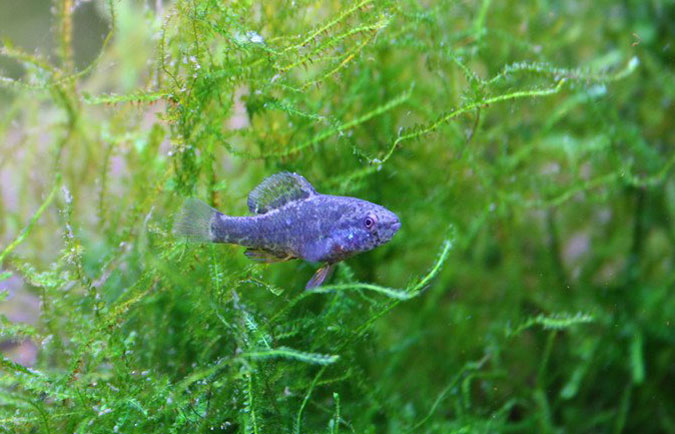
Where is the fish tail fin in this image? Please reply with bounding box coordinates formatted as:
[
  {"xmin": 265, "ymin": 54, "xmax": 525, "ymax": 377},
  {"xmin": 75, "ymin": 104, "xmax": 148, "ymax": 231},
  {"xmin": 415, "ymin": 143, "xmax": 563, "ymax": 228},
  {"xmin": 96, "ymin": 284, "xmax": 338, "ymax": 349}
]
[{"xmin": 173, "ymin": 198, "xmax": 220, "ymax": 242}]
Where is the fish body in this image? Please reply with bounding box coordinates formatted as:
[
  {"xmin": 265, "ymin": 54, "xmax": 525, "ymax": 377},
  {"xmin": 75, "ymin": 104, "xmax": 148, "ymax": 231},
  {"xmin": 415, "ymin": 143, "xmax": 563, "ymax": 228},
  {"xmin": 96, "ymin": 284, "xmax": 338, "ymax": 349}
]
[{"xmin": 174, "ymin": 173, "xmax": 401, "ymax": 288}]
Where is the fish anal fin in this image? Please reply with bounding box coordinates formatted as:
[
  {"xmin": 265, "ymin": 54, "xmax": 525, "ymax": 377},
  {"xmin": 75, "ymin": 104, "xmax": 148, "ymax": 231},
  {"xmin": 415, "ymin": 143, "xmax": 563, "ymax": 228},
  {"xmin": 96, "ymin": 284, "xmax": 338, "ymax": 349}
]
[
  {"xmin": 245, "ymin": 248, "xmax": 295, "ymax": 263},
  {"xmin": 305, "ymin": 263, "xmax": 336, "ymax": 290},
  {"xmin": 247, "ymin": 172, "xmax": 317, "ymax": 214}
]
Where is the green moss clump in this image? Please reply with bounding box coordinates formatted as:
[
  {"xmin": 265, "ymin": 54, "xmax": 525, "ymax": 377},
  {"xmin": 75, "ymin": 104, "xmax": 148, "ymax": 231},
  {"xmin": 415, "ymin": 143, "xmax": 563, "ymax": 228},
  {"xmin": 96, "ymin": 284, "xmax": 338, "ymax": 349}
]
[{"xmin": 1, "ymin": 0, "xmax": 674, "ymax": 432}]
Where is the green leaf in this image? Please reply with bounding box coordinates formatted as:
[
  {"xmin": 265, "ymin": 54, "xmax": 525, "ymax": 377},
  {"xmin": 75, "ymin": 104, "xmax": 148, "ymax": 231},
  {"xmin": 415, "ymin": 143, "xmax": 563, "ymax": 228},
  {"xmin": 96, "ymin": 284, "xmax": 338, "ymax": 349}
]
[
  {"xmin": 507, "ymin": 312, "xmax": 594, "ymax": 338},
  {"xmin": 242, "ymin": 347, "xmax": 339, "ymax": 366}
]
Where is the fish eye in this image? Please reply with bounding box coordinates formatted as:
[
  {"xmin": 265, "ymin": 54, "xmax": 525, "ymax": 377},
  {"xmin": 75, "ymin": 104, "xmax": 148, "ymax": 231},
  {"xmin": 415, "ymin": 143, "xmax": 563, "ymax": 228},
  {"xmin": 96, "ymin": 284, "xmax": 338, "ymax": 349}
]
[{"xmin": 364, "ymin": 215, "xmax": 376, "ymax": 230}]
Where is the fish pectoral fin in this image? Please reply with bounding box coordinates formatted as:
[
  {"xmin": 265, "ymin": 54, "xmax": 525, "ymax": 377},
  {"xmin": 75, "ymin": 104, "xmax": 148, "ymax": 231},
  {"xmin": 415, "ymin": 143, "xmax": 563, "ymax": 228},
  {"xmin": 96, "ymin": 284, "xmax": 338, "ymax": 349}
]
[
  {"xmin": 244, "ymin": 248, "xmax": 295, "ymax": 263},
  {"xmin": 305, "ymin": 263, "xmax": 336, "ymax": 290}
]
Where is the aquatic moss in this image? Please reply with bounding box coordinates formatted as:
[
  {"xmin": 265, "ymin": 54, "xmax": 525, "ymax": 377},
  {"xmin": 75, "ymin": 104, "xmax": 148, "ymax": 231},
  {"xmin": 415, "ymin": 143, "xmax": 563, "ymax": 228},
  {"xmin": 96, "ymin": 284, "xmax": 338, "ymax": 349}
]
[{"xmin": 1, "ymin": 0, "xmax": 674, "ymax": 432}]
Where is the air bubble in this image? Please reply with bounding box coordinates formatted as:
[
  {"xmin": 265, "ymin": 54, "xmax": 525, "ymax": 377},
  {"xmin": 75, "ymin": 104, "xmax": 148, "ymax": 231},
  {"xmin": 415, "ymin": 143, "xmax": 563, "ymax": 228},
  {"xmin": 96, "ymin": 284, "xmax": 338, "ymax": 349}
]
[
  {"xmin": 246, "ymin": 31, "xmax": 264, "ymax": 44},
  {"xmin": 62, "ymin": 186, "xmax": 73, "ymax": 204}
]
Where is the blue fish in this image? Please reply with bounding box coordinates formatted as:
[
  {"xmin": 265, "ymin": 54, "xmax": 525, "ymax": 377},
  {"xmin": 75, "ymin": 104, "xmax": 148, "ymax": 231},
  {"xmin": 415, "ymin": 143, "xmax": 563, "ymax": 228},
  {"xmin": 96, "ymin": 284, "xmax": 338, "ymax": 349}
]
[{"xmin": 174, "ymin": 172, "xmax": 401, "ymax": 288}]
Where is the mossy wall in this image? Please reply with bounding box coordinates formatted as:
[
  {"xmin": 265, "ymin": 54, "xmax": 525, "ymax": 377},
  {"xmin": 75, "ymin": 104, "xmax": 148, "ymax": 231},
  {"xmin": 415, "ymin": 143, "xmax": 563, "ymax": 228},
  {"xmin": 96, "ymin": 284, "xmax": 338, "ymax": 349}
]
[{"xmin": 1, "ymin": 0, "xmax": 674, "ymax": 432}]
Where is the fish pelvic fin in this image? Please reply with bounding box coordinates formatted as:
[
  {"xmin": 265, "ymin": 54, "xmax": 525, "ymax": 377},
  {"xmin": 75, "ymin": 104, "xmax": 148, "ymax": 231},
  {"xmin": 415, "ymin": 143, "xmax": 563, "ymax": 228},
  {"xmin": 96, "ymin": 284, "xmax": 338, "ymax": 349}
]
[
  {"xmin": 305, "ymin": 263, "xmax": 336, "ymax": 290},
  {"xmin": 173, "ymin": 198, "xmax": 219, "ymax": 242}
]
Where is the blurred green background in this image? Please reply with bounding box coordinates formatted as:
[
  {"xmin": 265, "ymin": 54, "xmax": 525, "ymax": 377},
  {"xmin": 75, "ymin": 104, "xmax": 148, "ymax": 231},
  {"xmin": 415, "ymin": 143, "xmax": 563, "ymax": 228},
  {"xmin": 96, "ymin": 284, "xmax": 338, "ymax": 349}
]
[{"xmin": 1, "ymin": 0, "xmax": 674, "ymax": 433}]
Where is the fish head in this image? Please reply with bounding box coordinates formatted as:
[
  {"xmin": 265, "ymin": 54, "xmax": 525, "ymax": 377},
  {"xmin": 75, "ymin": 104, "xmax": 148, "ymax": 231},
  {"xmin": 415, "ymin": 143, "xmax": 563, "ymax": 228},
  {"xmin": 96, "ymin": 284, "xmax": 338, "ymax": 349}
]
[{"xmin": 336, "ymin": 199, "xmax": 401, "ymax": 255}]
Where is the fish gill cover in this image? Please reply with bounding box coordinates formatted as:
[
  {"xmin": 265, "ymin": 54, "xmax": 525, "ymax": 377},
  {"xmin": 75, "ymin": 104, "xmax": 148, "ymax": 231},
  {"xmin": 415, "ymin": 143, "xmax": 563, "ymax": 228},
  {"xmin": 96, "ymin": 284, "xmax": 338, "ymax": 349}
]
[{"xmin": 0, "ymin": 0, "xmax": 674, "ymax": 433}]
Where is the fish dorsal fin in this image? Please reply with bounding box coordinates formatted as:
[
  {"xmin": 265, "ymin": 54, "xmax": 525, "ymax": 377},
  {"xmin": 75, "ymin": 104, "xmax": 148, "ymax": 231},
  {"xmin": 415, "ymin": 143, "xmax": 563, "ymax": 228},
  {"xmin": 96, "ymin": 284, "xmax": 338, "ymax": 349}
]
[{"xmin": 247, "ymin": 172, "xmax": 317, "ymax": 214}]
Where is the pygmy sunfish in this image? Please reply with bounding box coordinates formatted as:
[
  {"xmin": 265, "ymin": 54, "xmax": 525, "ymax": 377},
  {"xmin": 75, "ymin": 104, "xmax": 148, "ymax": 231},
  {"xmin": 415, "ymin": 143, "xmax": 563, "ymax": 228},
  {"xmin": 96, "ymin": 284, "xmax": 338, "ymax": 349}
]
[{"xmin": 174, "ymin": 172, "xmax": 401, "ymax": 289}]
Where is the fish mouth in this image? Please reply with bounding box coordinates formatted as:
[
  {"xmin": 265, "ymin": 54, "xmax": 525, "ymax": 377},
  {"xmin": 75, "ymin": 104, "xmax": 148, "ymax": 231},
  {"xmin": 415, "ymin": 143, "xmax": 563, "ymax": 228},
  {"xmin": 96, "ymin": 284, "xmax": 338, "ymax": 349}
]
[
  {"xmin": 392, "ymin": 221, "xmax": 401, "ymax": 232},
  {"xmin": 374, "ymin": 219, "xmax": 400, "ymax": 245}
]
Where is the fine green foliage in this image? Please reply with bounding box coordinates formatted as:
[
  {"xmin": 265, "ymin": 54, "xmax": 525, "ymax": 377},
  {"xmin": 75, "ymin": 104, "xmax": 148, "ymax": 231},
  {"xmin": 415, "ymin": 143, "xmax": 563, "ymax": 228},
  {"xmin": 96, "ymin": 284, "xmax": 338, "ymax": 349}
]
[{"xmin": 1, "ymin": 0, "xmax": 674, "ymax": 433}]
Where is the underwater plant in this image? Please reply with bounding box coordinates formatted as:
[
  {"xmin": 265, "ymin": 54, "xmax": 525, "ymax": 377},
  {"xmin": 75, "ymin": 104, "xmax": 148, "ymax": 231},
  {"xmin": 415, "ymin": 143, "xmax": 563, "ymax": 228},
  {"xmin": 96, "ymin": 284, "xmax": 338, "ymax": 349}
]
[{"xmin": 1, "ymin": 0, "xmax": 673, "ymax": 433}]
